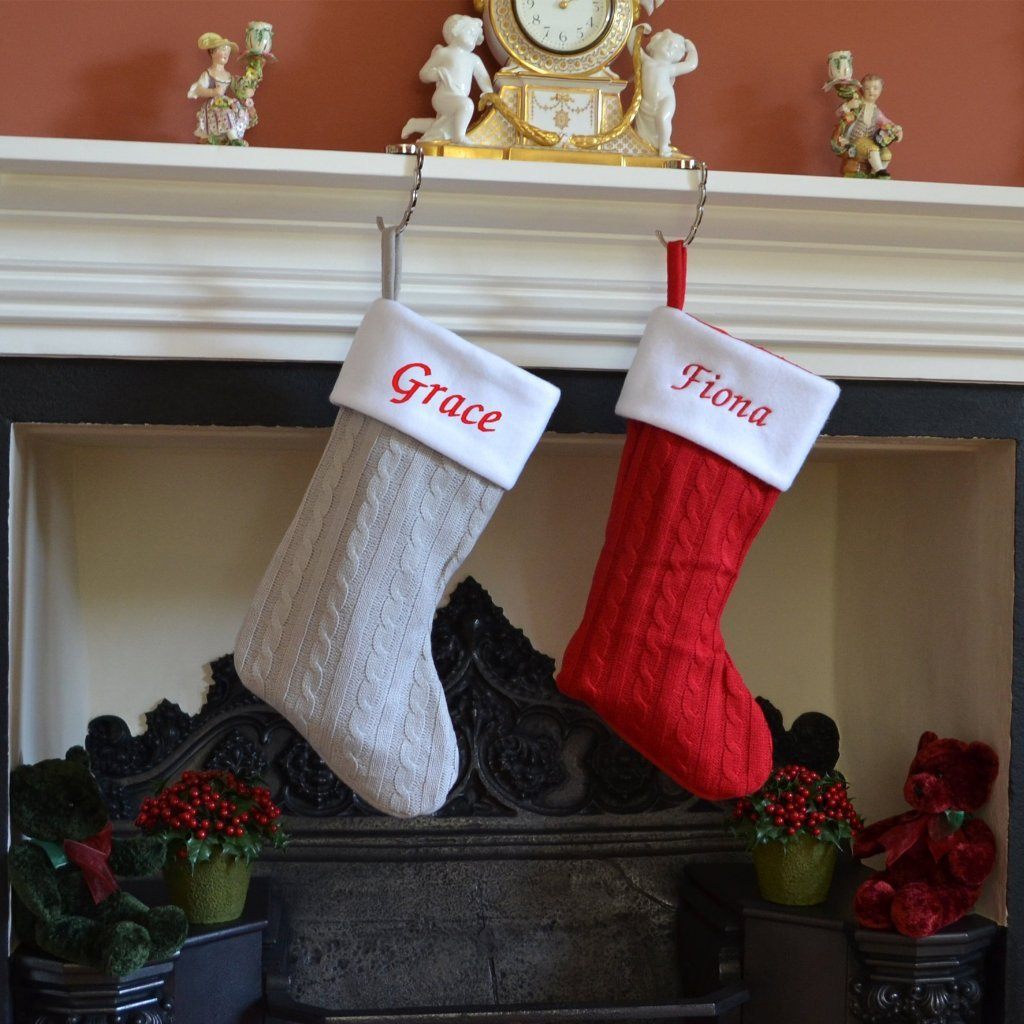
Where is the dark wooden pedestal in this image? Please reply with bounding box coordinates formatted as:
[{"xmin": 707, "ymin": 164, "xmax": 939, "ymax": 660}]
[
  {"xmin": 11, "ymin": 952, "xmax": 175, "ymax": 1024},
  {"xmin": 680, "ymin": 861, "xmax": 999, "ymax": 1024},
  {"xmin": 12, "ymin": 880, "xmax": 270, "ymax": 1024},
  {"xmin": 849, "ymin": 919, "xmax": 997, "ymax": 1024}
]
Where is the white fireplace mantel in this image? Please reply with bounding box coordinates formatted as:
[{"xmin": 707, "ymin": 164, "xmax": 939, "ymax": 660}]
[{"xmin": 1, "ymin": 136, "xmax": 1023, "ymax": 381}]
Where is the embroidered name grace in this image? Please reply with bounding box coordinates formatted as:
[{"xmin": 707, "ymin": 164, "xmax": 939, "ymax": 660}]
[
  {"xmin": 390, "ymin": 362, "xmax": 503, "ymax": 433},
  {"xmin": 671, "ymin": 362, "xmax": 772, "ymax": 427}
]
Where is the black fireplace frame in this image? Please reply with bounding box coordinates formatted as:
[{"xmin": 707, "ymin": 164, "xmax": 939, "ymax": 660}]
[{"xmin": 1, "ymin": 360, "xmax": 1022, "ymax": 1022}]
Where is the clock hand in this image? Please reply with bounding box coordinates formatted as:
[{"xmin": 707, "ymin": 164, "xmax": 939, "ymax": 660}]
[{"xmin": 558, "ymin": 0, "xmax": 578, "ymax": 7}]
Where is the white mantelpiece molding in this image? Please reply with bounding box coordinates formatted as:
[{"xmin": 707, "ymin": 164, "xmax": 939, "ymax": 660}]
[{"xmin": 1, "ymin": 136, "xmax": 1023, "ymax": 381}]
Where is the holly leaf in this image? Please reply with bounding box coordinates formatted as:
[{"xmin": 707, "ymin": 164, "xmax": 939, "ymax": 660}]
[
  {"xmin": 218, "ymin": 830, "xmax": 263, "ymax": 863},
  {"xmin": 186, "ymin": 836, "xmax": 214, "ymax": 869}
]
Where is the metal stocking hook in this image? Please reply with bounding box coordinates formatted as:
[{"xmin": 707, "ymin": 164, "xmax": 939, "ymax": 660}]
[
  {"xmin": 377, "ymin": 144, "xmax": 425, "ymax": 301},
  {"xmin": 656, "ymin": 160, "xmax": 708, "ymax": 248}
]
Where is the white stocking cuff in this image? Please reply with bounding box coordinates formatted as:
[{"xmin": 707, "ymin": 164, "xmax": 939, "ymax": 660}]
[
  {"xmin": 331, "ymin": 299, "xmax": 561, "ymax": 490},
  {"xmin": 616, "ymin": 307, "xmax": 840, "ymax": 491}
]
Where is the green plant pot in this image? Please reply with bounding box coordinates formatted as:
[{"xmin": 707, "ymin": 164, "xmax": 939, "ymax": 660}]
[
  {"xmin": 752, "ymin": 835, "xmax": 838, "ymax": 906},
  {"xmin": 164, "ymin": 852, "xmax": 252, "ymax": 925}
]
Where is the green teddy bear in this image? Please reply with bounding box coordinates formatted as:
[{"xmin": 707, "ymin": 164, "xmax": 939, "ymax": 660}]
[{"xmin": 9, "ymin": 746, "xmax": 188, "ymax": 976}]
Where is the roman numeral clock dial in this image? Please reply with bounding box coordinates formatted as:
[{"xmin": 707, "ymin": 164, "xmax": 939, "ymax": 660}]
[{"xmin": 513, "ymin": 0, "xmax": 612, "ymax": 54}]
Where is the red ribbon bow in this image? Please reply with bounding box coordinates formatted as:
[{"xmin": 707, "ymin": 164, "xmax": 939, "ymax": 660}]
[
  {"xmin": 878, "ymin": 811, "xmax": 962, "ymax": 867},
  {"xmin": 63, "ymin": 822, "xmax": 119, "ymax": 904}
]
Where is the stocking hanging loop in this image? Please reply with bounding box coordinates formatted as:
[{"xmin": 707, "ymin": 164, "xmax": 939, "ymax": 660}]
[
  {"xmin": 655, "ymin": 160, "xmax": 708, "ymax": 249},
  {"xmin": 377, "ymin": 144, "xmax": 425, "ymax": 302}
]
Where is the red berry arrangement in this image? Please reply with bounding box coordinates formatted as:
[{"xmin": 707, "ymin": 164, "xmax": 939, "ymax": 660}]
[
  {"xmin": 134, "ymin": 770, "xmax": 288, "ymax": 869},
  {"xmin": 729, "ymin": 764, "xmax": 864, "ymax": 849}
]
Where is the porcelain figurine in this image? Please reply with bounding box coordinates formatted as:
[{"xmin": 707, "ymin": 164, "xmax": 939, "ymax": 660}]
[
  {"xmin": 188, "ymin": 33, "xmax": 249, "ymax": 145},
  {"xmin": 824, "ymin": 51, "xmax": 903, "ymax": 178},
  {"xmin": 401, "ymin": 15, "xmax": 494, "ymax": 145},
  {"xmin": 629, "ymin": 26, "xmax": 699, "ymax": 158},
  {"xmin": 188, "ymin": 24, "xmax": 275, "ymax": 146}
]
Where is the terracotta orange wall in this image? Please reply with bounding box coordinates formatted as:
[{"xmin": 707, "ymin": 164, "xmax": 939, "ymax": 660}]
[{"xmin": 3, "ymin": 0, "xmax": 1024, "ymax": 186}]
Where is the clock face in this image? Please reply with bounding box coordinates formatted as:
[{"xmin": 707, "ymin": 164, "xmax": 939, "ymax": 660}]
[
  {"xmin": 488, "ymin": 0, "xmax": 633, "ymax": 77},
  {"xmin": 512, "ymin": 0, "xmax": 613, "ymax": 55}
]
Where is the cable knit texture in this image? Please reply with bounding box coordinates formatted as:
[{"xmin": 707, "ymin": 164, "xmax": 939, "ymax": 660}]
[
  {"xmin": 557, "ymin": 420, "xmax": 777, "ymax": 801},
  {"xmin": 236, "ymin": 407, "xmax": 502, "ymax": 818}
]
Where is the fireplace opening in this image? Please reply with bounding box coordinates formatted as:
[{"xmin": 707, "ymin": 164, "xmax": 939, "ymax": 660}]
[{"xmin": 3, "ymin": 366, "xmax": 1020, "ymax": 1021}]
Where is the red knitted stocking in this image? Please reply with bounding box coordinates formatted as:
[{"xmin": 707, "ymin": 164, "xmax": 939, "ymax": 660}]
[
  {"xmin": 557, "ymin": 242, "xmax": 839, "ymax": 800},
  {"xmin": 558, "ymin": 420, "xmax": 778, "ymax": 799}
]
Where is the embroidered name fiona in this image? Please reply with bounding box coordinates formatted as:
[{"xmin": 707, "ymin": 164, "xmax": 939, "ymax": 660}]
[
  {"xmin": 390, "ymin": 362, "xmax": 503, "ymax": 432},
  {"xmin": 671, "ymin": 363, "xmax": 772, "ymax": 427}
]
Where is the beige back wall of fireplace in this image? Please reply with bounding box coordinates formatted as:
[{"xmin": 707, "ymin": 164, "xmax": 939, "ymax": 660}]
[{"xmin": 9, "ymin": 426, "xmax": 1013, "ymax": 922}]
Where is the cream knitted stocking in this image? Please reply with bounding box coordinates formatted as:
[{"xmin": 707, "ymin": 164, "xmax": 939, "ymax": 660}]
[{"xmin": 235, "ymin": 300, "xmax": 559, "ymax": 817}]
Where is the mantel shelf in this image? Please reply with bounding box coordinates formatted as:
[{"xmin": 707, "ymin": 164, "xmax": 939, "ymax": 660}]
[
  {"xmin": 4, "ymin": 136, "xmax": 1024, "ymax": 218},
  {"xmin": 2, "ymin": 136, "xmax": 1023, "ymax": 380}
]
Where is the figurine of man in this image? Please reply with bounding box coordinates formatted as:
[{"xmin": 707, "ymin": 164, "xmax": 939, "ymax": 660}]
[
  {"xmin": 835, "ymin": 74, "xmax": 903, "ymax": 177},
  {"xmin": 629, "ymin": 27, "xmax": 699, "ymax": 158},
  {"xmin": 402, "ymin": 15, "xmax": 493, "ymax": 145},
  {"xmin": 826, "ymin": 57, "xmax": 903, "ymax": 178}
]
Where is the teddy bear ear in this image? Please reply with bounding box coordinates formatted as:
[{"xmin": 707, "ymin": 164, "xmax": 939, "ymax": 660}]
[
  {"xmin": 65, "ymin": 746, "xmax": 91, "ymax": 768},
  {"xmin": 917, "ymin": 731, "xmax": 939, "ymax": 752},
  {"xmin": 967, "ymin": 742, "xmax": 1000, "ymax": 785}
]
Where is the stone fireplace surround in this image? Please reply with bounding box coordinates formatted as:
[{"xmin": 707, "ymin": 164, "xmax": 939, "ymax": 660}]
[{"xmin": 2, "ymin": 139, "xmax": 1023, "ymax": 1021}]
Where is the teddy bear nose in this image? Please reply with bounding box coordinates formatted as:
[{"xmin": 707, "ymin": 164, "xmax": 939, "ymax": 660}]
[{"xmin": 914, "ymin": 783, "xmax": 925, "ymax": 797}]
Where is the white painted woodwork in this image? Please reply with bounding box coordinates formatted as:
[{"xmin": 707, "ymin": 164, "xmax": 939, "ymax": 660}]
[{"xmin": 2, "ymin": 137, "xmax": 1023, "ymax": 380}]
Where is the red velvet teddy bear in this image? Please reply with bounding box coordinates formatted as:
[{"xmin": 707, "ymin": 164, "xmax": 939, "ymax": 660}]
[{"xmin": 853, "ymin": 731, "xmax": 998, "ymax": 938}]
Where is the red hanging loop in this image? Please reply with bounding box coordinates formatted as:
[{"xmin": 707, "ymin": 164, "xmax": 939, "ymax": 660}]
[
  {"xmin": 667, "ymin": 241, "xmax": 687, "ymax": 310},
  {"xmin": 658, "ymin": 159, "xmax": 707, "ymax": 311}
]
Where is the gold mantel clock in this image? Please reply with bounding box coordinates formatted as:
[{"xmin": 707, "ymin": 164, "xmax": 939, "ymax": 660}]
[{"xmin": 393, "ymin": 0, "xmax": 698, "ymax": 168}]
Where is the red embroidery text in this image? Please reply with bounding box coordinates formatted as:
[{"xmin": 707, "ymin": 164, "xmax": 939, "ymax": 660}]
[
  {"xmin": 670, "ymin": 363, "xmax": 772, "ymax": 427},
  {"xmin": 390, "ymin": 362, "xmax": 503, "ymax": 432}
]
